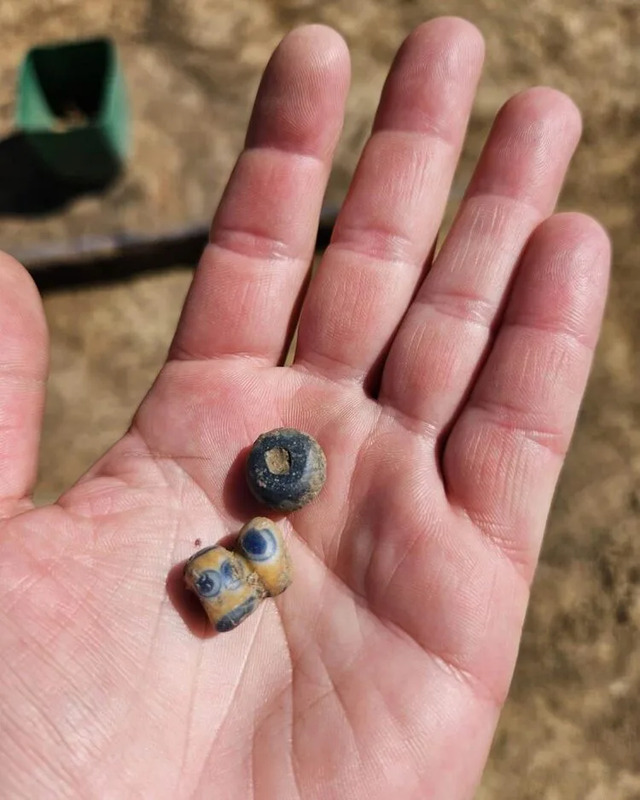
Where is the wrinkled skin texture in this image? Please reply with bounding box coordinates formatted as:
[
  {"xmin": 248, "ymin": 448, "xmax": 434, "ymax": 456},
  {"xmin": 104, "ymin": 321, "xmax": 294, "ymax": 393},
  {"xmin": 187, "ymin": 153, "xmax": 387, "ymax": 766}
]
[{"xmin": 0, "ymin": 19, "xmax": 609, "ymax": 800}]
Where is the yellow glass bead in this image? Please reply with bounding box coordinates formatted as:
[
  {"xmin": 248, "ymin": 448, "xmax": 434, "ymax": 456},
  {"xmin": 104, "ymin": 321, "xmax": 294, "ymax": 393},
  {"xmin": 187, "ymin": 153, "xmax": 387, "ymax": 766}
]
[
  {"xmin": 236, "ymin": 517, "xmax": 292, "ymax": 597},
  {"xmin": 183, "ymin": 545, "xmax": 265, "ymax": 633},
  {"xmin": 183, "ymin": 518, "xmax": 292, "ymax": 633}
]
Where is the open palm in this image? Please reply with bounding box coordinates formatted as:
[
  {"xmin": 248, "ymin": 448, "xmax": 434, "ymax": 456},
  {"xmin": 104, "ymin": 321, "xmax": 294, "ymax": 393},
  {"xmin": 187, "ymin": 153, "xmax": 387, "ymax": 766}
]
[{"xmin": 0, "ymin": 19, "xmax": 609, "ymax": 800}]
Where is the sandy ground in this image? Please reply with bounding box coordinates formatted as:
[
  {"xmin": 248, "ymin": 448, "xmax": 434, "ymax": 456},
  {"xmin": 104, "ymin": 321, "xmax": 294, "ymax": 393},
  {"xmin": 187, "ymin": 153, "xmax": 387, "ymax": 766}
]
[{"xmin": 0, "ymin": 1, "xmax": 638, "ymax": 797}]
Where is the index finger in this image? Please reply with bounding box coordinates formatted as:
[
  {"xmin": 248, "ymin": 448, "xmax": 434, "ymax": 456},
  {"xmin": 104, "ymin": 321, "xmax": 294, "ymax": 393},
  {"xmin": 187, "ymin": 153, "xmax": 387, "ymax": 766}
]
[{"xmin": 170, "ymin": 25, "xmax": 350, "ymax": 364}]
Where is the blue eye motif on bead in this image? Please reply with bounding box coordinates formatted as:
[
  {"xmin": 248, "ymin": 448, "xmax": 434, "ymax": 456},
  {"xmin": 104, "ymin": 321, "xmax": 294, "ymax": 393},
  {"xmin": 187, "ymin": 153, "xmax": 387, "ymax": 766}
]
[
  {"xmin": 220, "ymin": 558, "xmax": 243, "ymax": 590},
  {"xmin": 195, "ymin": 569, "xmax": 222, "ymax": 598},
  {"xmin": 241, "ymin": 527, "xmax": 278, "ymax": 562}
]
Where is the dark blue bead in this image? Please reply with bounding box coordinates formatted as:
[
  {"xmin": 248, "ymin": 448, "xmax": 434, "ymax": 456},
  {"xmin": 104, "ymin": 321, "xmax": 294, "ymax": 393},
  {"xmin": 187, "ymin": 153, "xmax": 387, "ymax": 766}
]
[{"xmin": 246, "ymin": 428, "xmax": 326, "ymax": 511}]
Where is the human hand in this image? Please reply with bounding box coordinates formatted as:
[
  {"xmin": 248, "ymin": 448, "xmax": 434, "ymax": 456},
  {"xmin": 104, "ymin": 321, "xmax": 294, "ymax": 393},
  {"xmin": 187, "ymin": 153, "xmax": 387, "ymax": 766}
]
[{"xmin": 0, "ymin": 18, "xmax": 609, "ymax": 799}]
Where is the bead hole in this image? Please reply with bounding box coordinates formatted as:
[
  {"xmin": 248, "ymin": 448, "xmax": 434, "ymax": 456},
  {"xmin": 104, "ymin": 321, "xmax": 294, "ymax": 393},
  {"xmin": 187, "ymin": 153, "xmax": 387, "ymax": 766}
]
[{"xmin": 265, "ymin": 446, "xmax": 291, "ymax": 475}]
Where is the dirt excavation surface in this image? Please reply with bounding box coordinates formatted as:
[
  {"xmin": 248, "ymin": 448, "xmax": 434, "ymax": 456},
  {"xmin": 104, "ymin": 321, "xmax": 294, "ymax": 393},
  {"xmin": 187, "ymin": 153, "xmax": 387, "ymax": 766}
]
[{"xmin": 0, "ymin": 1, "xmax": 638, "ymax": 797}]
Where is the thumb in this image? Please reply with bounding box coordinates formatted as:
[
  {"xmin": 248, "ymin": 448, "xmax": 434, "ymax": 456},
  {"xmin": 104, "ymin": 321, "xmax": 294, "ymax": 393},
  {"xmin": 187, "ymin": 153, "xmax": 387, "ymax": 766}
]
[{"xmin": 0, "ymin": 253, "xmax": 48, "ymax": 517}]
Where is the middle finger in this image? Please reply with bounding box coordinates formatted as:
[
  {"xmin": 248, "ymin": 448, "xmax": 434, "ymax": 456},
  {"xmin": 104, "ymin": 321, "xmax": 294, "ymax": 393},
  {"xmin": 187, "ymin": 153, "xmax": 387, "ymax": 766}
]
[{"xmin": 293, "ymin": 18, "xmax": 485, "ymax": 387}]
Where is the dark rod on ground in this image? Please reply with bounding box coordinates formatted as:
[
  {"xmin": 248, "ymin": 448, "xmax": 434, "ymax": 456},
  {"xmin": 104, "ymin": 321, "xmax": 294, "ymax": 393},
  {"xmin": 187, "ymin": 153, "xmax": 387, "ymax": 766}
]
[{"xmin": 12, "ymin": 206, "xmax": 338, "ymax": 292}]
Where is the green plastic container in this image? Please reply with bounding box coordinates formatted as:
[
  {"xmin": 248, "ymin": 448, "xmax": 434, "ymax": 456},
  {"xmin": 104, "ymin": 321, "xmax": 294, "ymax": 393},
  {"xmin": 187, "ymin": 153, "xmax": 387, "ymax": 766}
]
[{"xmin": 15, "ymin": 37, "xmax": 129, "ymax": 185}]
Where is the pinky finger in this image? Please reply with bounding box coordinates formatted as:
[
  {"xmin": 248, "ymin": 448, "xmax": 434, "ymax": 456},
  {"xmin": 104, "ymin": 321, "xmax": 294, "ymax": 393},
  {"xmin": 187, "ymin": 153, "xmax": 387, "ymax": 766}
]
[{"xmin": 443, "ymin": 213, "xmax": 610, "ymax": 580}]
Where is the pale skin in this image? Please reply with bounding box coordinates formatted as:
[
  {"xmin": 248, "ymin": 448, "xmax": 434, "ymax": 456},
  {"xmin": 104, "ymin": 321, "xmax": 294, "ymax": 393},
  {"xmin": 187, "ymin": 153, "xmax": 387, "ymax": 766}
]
[{"xmin": 0, "ymin": 18, "xmax": 610, "ymax": 800}]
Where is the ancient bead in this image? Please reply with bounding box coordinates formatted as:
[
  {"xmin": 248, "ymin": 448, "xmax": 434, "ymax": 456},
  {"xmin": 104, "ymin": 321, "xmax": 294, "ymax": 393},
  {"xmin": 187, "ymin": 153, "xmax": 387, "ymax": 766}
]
[
  {"xmin": 237, "ymin": 517, "xmax": 292, "ymax": 596},
  {"xmin": 183, "ymin": 545, "xmax": 266, "ymax": 633},
  {"xmin": 184, "ymin": 518, "xmax": 292, "ymax": 633},
  {"xmin": 245, "ymin": 428, "xmax": 326, "ymax": 511}
]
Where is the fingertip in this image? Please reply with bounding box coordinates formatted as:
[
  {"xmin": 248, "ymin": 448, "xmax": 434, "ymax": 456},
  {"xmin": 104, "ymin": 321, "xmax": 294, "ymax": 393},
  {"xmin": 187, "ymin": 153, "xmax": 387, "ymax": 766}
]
[
  {"xmin": 536, "ymin": 211, "xmax": 611, "ymax": 254},
  {"xmin": 396, "ymin": 16, "xmax": 485, "ymax": 76},
  {"xmin": 283, "ymin": 24, "xmax": 350, "ymax": 69},
  {"xmin": 467, "ymin": 86, "xmax": 583, "ymax": 207},
  {"xmin": 504, "ymin": 211, "xmax": 611, "ymax": 350},
  {"xmin": 374, "ymin": 17, "xmax": 484, "ymax": 137},
  {"xmin": 0, "ymin": 249, "xmax": 37, "ymax": 290},
  {"xmin": 499, "ymin": 86, "xmax": 583, "ymax": 147},
  {"xmin": 409, "ymin": 16, "xmax": 485, "ymax": 52},
  {"xmin": 282, "ymin": 24, "xmax": 351, "ymax": 113},
  {"xmin": 0, "ymin": 251, "xmax": 48, "ymax": 355},
  {"xmin": 263, "ymin": 23, "xmax": 351, "ymax": 94},
  {"xmin": 247, "ymin": 24, "xmax": 350, "ymax": 156},
  {"xmin": 526, "ymin": 211, "xmax": 612, "ymax": 304},
  {"xmin": 0, "ymin": 251, "xmax": 48, "ymax": 512}
]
